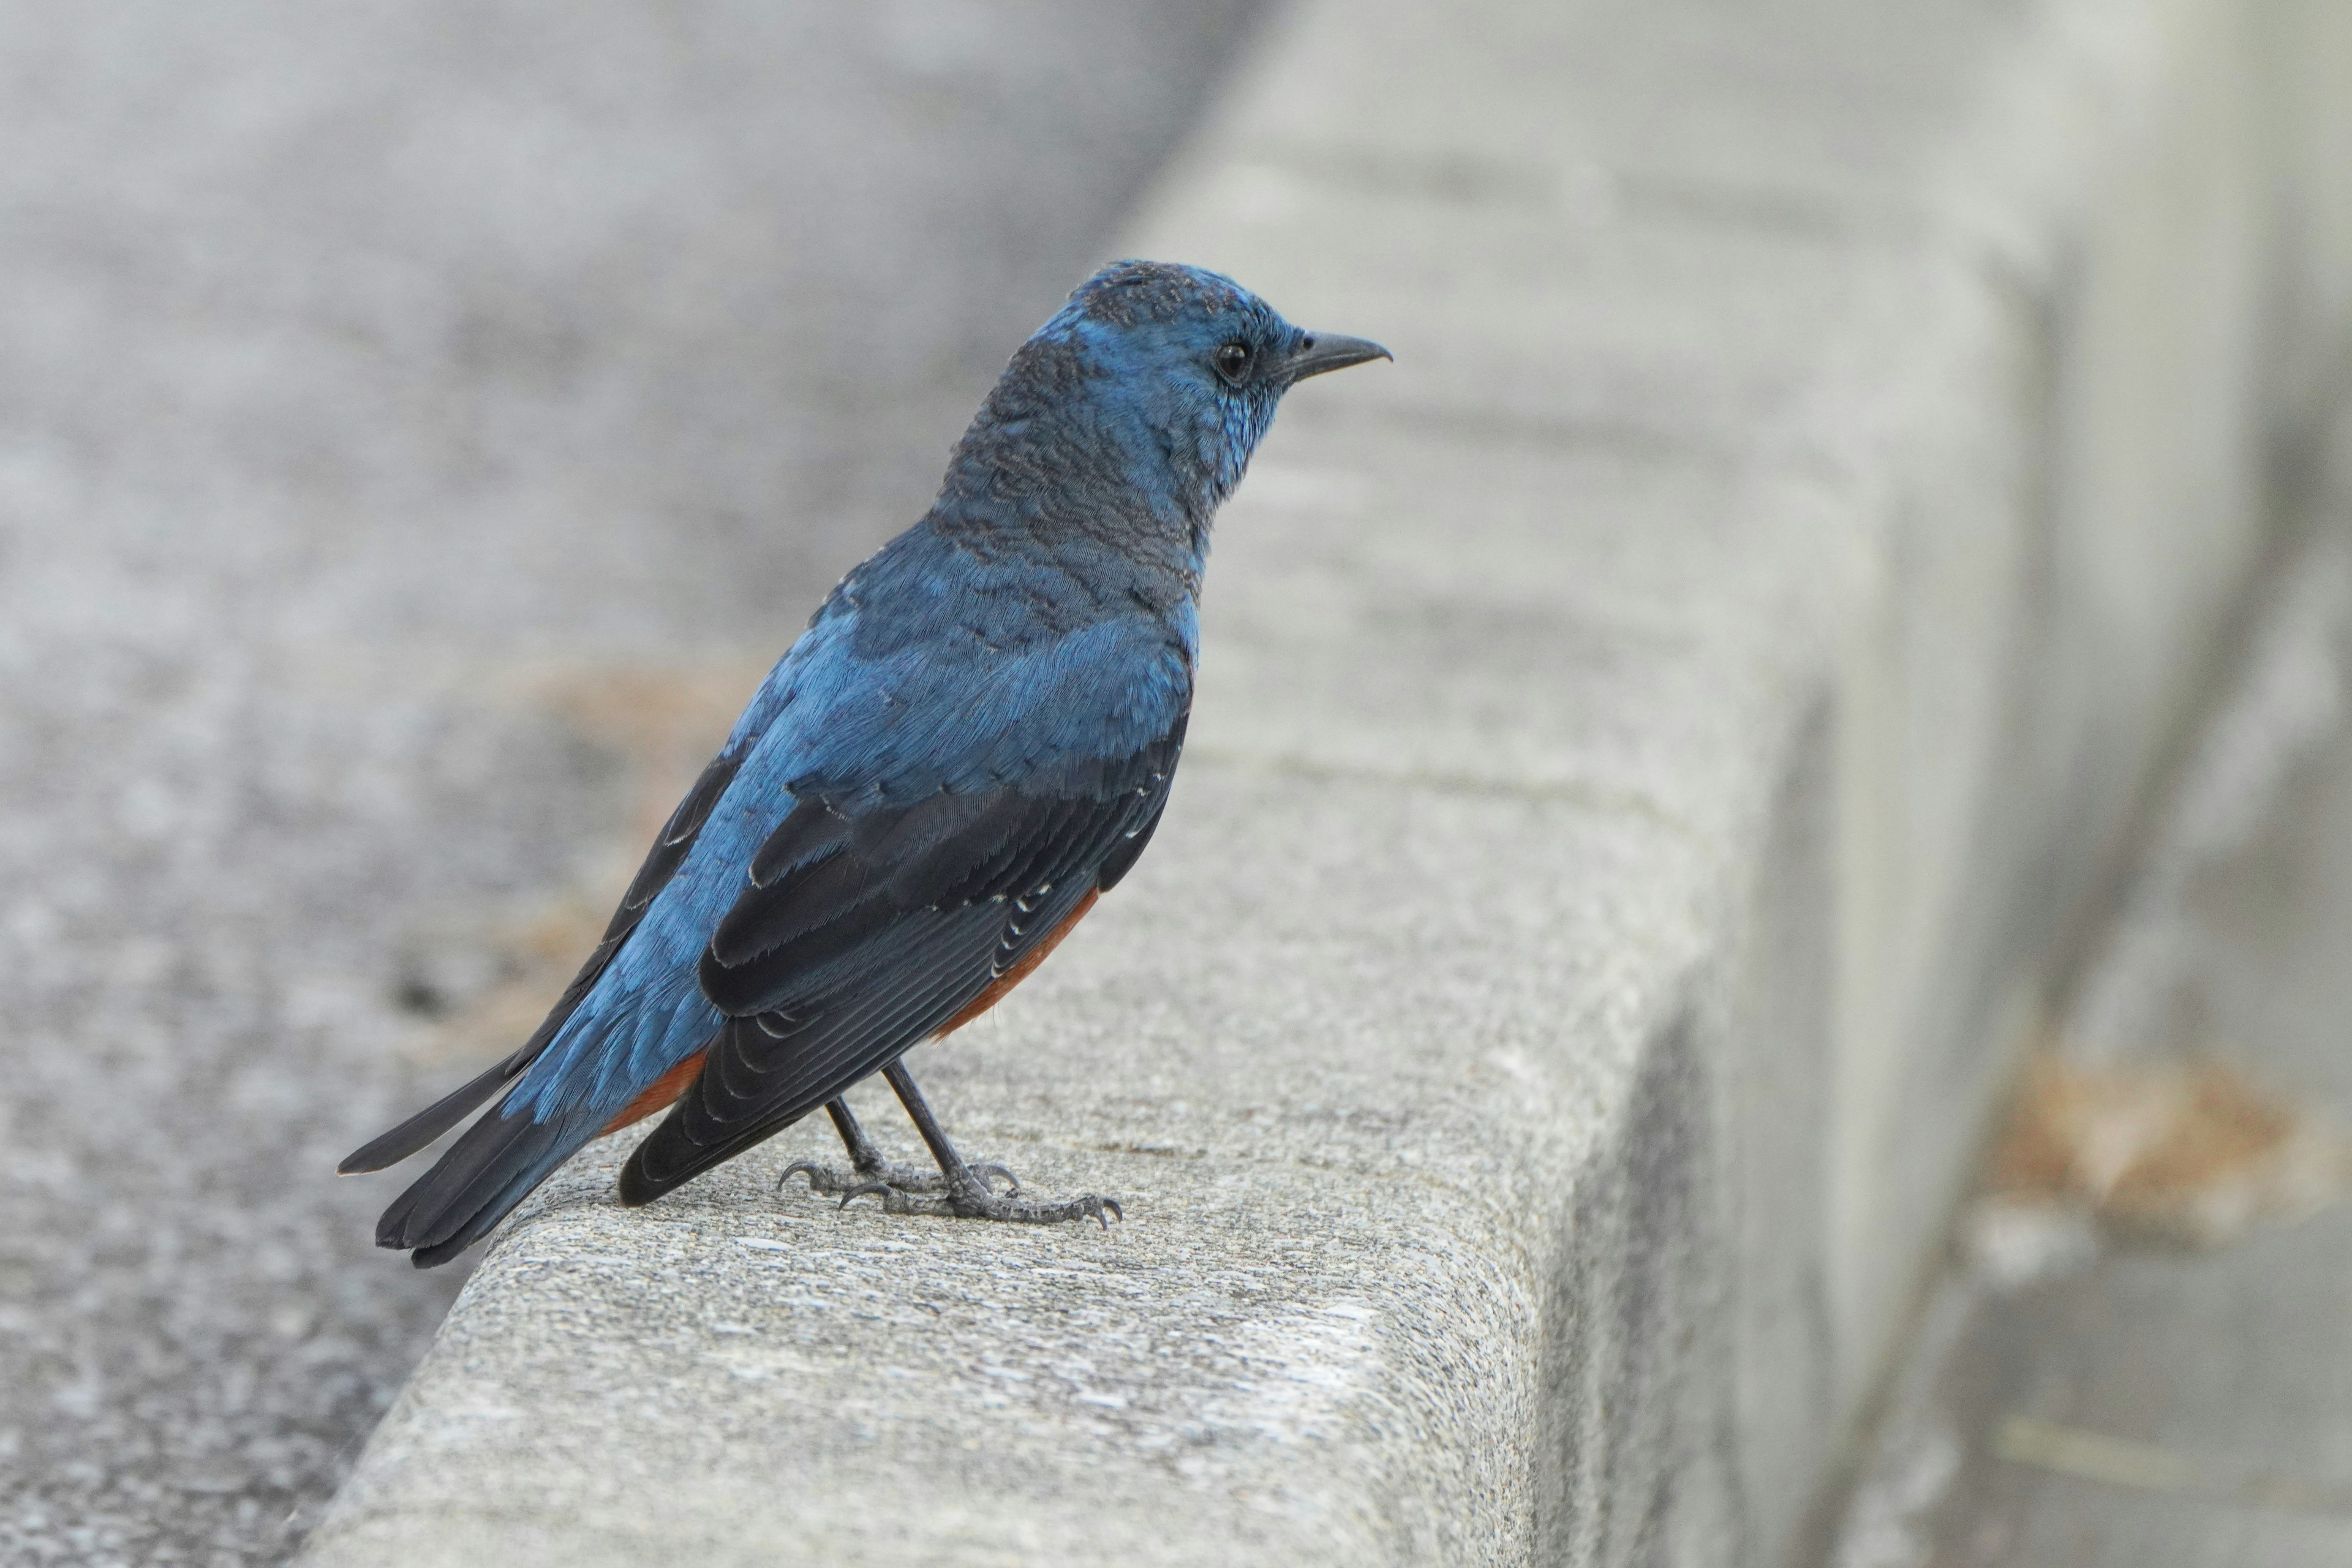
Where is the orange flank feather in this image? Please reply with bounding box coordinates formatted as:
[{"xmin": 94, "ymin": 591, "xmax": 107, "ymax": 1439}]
[
  {"xmin": 597, "ymin": 889, "xmax": 1100, "ymax": 1139},
  {"xmin": 934, "ymin": 889, "xmax": 1099, "ymax": 1039},
  {"xmin": 598, "ymin": 1048, "xmax": 709, "ymax": 1137}
]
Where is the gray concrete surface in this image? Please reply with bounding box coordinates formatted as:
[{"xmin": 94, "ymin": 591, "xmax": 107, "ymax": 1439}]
[
  {"xmin": 1835, "ymin": 511, "xmax": 2352, "ymax": 1567},
  {"xmin": 295, "ymin": 1, "xmax": 2352, "ymax": 1564},
  {"xmin": 0, "ymin": 5, "xmax": 1264, "ymax": 1563}
]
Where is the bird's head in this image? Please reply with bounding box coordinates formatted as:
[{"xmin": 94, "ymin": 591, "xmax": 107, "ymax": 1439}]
[
  {"xmin": 944, "ymin": 261, "xmax": 1388, "ymax": 560},
  {"xmin": 1054, "ymin": 258, "xmax": 1389, "ymax": 401}
]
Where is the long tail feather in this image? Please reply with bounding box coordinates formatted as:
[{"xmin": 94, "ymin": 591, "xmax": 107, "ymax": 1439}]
[
  {"xmin": 374, "ymin": 1102, "xmax": 581, "ymax": 1265},
  {"xmin": 337, "ymin": 1052, "xmax": 528, "ymax": 1175}
]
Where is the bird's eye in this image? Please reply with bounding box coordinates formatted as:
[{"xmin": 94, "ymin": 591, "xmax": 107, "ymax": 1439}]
[{"xmin": 1212, "ymin": 341, "xmax": 1253, "ymax": 386}]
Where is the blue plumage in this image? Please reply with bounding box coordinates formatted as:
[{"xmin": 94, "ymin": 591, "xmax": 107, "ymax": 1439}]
[{"xmin": 344, "ymin": 260, "xmax": 1387, "ymax": 1264}]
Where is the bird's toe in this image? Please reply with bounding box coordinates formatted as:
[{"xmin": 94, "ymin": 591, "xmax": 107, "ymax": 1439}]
[
  {"xmin": 782, "ymin": 1158, "xmax": 957, "ymax": 1196},
  {"xmin": 945, "ymin": 1183, "xmax": 1121, "ymax": 1230}
]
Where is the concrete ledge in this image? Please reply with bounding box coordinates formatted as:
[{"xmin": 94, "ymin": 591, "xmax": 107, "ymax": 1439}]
[{"xmin": 301, "ymin": 2, "xmax": 2352, "ymax": 1562}]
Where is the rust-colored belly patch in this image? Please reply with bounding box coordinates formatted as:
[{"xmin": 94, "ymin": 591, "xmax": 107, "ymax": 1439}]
[
  {"xmin": 933, "ymin": 889, "xmax": 1101, "ymax": 1041},
  {"xmin": 598, "ymin": 1047, "xmax": 709, "ymax": 1137}
]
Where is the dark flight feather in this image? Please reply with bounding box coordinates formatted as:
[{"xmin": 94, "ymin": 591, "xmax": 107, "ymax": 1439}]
[
  {"xmin": 698, "ymin": 726, "xmax": 1177, "ymax": 1020},
  {"xmin": 620, "ymin": 728, "xmax": 1178, "ymax": 1206}
]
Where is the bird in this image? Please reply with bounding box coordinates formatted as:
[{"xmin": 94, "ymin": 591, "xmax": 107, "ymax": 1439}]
[{"xmin": 341, "ymin": 259, "xmax": 1389, "ymax": 1267}]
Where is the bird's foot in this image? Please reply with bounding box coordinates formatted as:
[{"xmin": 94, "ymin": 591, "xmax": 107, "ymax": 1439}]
[
  {"xmin": 781, "ymin": 1156, "xmax": 1018, "ymax": 1199},
  {"xmin": 838, "ymin": 1170, "xmax": 1121, "ymax": 1231}
]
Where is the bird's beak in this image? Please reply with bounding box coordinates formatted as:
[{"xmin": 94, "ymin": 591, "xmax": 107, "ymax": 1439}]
[{"xmin": 1284, "ymin": 331, "xmax": 1392, "ymax": 382}]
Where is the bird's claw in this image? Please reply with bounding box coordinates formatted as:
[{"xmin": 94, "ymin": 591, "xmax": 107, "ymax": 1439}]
[
  {"xmin": 837, "ymin": 1178, "xmax": 898, "ymax": 1211},
  {"xmin": 778, "ymin": 1158, "xmax": 832, "ymax": 1193},
  {"xmin": 782, "ymin": 1129, "xmax": 1092, "ymax": 1225},
  {"xmin": 1066, "ymin": 1194, "xmax": 1122, "ymax": 1232},
  {"xmin": 968, "ymin": 1161, "xmax": 1021, "ymax": 1195}
]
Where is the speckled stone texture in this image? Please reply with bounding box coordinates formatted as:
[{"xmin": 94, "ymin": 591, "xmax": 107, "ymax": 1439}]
[{"xmin": 304, "ymin": 0, "xmax": 2352, "ymax": 1562}]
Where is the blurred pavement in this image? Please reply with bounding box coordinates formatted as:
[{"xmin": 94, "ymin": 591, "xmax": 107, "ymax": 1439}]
[
  {"xmin": 1840, "ymin": 510, "xmax": 2352, "ymax": 1566},
  {"xmin": 0, "ymin": 4, "xmax": 1261, "ymax": 1562}
]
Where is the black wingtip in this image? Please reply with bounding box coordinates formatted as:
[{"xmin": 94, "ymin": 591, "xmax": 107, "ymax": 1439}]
[{"xmin": 616, "ymin": 1140, "xmax": 665, "ymax": 1208}]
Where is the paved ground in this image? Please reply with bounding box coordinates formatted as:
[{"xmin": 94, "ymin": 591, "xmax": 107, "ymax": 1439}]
[
  {"xmin": 0, "ymin": 6, "xmax": 1262, "ymax": 1562},
  {"xmin": 1839, "ymin": 518, "xmax": 2352, "ymax": 1566}
]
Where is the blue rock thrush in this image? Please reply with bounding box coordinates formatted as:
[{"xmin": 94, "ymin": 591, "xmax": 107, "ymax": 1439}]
[{"xmin": 342, "ymin": 260, "xmax": 1389, "ymax": 1266}]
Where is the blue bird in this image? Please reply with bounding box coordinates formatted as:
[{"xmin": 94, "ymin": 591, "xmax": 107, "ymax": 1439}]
[{"xmin": 342, "ymin": 260, "xmax": 1389, "ymax": 1266}]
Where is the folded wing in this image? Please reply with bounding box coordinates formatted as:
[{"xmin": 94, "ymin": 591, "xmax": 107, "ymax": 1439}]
[{"xmin": 618, "ymin": 717, "xmax": 1182, "ymax": 1204}]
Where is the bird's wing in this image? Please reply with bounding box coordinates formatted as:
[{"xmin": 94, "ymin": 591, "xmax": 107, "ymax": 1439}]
[
  {"xmin": 338, "ymin": 668, "xmax": 783, "ymax": 1175},
  {"xmin": 617, "ymin": 717, "xmax": 1182, "ymax": 1203}
]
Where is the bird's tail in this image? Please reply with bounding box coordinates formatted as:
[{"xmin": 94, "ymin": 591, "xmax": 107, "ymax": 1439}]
[
  {"xmin": 359, "ymin": 980, "xmax": 728, "ymax": 1266},
  {"xmin": 373, "ymin": 1101, "xmax": 593, "ymax": 1269}
]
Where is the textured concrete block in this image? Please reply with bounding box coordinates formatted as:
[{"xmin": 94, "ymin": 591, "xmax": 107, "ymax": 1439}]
[{"xmin": 307, "ymin": 762, "xmax": 1719, "ymax": 1566}]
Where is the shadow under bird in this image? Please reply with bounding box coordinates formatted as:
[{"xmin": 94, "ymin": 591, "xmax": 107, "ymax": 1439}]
[{"xmin": 342, "ymin": 260, "xmax": 1389, "ymax": 1266}]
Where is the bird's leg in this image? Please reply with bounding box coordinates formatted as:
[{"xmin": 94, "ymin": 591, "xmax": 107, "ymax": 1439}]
[
  {"xmin": 780, "ymin": 1096, "xmax": 1017, "ymax": 1198},
  {"xmin": 837, "ymin": 1062, "xmax": 1120, "ymax": 1230}
]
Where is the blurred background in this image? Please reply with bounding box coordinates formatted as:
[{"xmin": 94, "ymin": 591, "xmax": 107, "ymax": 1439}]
[{"xmin": 0, "ymin": 4, "xmax": 1263, "ymax": 1560}]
